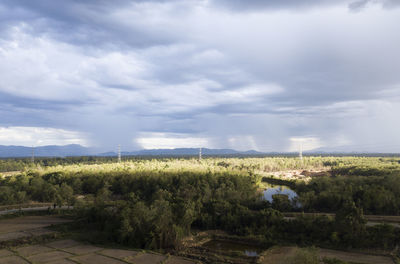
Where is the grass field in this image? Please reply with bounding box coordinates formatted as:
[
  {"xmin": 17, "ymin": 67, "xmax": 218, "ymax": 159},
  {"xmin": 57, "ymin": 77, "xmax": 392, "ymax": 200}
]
[{"xmin": 1, "ymin": 156, "xmax": 400, "ymax": 263}]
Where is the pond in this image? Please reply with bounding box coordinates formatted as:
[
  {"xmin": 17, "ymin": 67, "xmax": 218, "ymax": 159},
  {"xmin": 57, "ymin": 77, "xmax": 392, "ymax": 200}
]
[
  {"xmin": 262, "ymin": 184, "xmax": 298, "ymax": 203},
  {"xmin": 202, "ymin": 240, "xmax": 265, "ymax": 257}
]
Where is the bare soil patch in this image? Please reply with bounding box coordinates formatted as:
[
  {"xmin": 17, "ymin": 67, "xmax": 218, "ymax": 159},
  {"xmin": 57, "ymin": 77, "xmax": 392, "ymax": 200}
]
[
  {"xmin": 46, "ymin": 259, "xmax": 76, "ymax": 264},
  {"xmin": 71, "ymin": 253, "xmax": 127, "ymax": 264},
  {"xmin": 261, "ymin": 169, "xmax": 329, "ymax": 182},
  {"xmin": 127, "ymin": 253, "xmax": 167, "ymax": 264},
  {"xmin": 365, "ymin": 215, "xmax": 400, "ymax": 223},
  {"xmin": 63, "ymin": 244, "xmax": 103, "ymax": 255},
  {"xmin": 258, "ymin": 246, "xmax": 297, "ymax": 264},
  {"xmin": 27, "ymin": 251, "xmax": 73, "ymax": 263},
  {"xmin": 0, "ymin": 203, "xmax": 52, "ymax": 212},
  {"xmin": 165, "ymin": 256, "xmax": 197, "ymax": 264},
  {"xmin": 2, "ymin": 239, "xmax": 200, "ymax": 264},
  {"xmin": 283, "ymin": 212, "xmax": 400, "ymax": 228},
  {"xmin": 15, "ymin": 245, "xmax": 53, "ymax": 257},
  {"xmin": 0, "ymin": 216, "xmax": 70, "ymax": 234},
  {"xmin": 99, "ymin": 248, "xmax": 139, "ymax": 259},
  {"xmin": 26, "ymin": 228, "xmax": 56, "ymax": 236},
  {"xmin": 0, "ymin": 255, "xmax": 29, "ymax": 264},
  {"xmin": 0, "ymin": 249, "xmax": 13, "ymax": 258},
  {"xmin": 0, "ymin": 232, "xmax": 29, "ymax": 243},
  {"xmin": 318, "ymin": 248, "xmax": 394, "ymax": 264},
  {"xmin": 45, "ymin": 239, "xmax": 82, "ymax": 249}
]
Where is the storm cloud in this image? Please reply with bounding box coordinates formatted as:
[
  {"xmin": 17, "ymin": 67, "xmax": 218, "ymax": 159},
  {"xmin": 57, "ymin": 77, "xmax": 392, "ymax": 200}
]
[{"xmin": 0, "ymin": 0, "xmax": 399, "ymax": 152}]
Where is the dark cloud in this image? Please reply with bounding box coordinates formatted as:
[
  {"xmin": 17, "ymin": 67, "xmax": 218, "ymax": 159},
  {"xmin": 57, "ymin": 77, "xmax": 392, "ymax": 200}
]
[
  {"xmin": 0, "ymin": 0, "xmax": 399, "ymax": 151},
  {"xmin": 383, "ymin": 0, "xmax": 400, "ymax": 8},
  {"xmin": 0, "ymin": 0, "xmax": 180, "ymax": 48},
  {"xmin": 212, "ymin": 0, "xmax": 400, "ymax": 11},
  {"xmin": 348, "ymin": 0, "xmax": 370, "ymax": 11},
  {"xmin": 212, "ymin": 0, "xmax": 346, "ymax": 10},
  {"xmin": 348, "ymin": 0, "xmax": 400, "ymax": 11}
]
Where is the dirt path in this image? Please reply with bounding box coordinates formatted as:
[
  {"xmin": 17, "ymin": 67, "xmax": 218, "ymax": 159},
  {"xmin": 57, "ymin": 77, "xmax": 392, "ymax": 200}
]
[
  {"xmin": 319, "ymin": 248, "xmax": 394, "ymax": 264},
  {"xmin": 0, "ymin": 216, "xmax": 70, "ymax": 234},
  {"xmin": 0, "ymin": 203, "xmax": 53, "ymax": 211},
  {"xmin": 0, "ymin": 205, "xmax": 72, "ymax": 216},
  {"xmin": 0, "ymin": 215, "xmax": 71, "ymax": 243},
  {"xmin": 283, "ymin": 212, "xmax": 400, "ymax": 227}
]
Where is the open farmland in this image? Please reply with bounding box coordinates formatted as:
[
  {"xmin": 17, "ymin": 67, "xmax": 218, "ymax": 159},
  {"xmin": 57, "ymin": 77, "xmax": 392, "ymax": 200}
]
[
  {"xmin": 0, "ymin": 215, "xmax": 70, "ymax": 243},
  {"xmin": 259, "ymin": 247, "xmax": 395, "ymax": 264},
  {"xmin": 0, "ymin": 157, "xmax": 399, "ymax": 263},
  {"xmin": 0, "ymin": 216, "xmax": 196, "ymax": 264},
  {"xmin": 0, "ymin": 239, "xmax": 197, "ymax": 264},
  {"xmin": 318, "ymin": 248, "xmax": 394, "ymax": 264}
]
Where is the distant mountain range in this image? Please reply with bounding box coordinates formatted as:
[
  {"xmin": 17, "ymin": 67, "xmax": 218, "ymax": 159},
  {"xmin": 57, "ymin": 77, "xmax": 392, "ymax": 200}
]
[
  {"xmin": 0, "ymin": 144, "xmax": 93, "ymax": 158},
  {"xmin": 1, "ymin": 144, "xmax": 396, "ymax": 158},
  {"xmin": 99, "ymin": 148, "xmax": 264, "ymax": 157},
  {"xmin": 0, "ymin": 145, "xmax": 265, "ymax": 158},
  {"xmin": 305, "ymin": 146, "xmax": 372, "ymax": 154}
]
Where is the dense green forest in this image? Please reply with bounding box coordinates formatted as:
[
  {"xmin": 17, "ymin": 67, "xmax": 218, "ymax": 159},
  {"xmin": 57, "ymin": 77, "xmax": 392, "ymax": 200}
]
[
  {"xmin": 0, "ymin": 156, "xmax": 126, "ymax": 172},
  {"xmin": 1, "ymin": 157, "xmax": 400, "ymax": 253}
]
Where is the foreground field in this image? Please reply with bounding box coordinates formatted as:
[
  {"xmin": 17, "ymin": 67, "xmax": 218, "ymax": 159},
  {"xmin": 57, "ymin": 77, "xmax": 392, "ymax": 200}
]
[
  {"xmin": 318, "ymin": 248, "xmax": 394, "ymax": 264},
  {"xmin": 0, "ymin": 239, "xmax": 197, "ymax": 264},
  {"xmin": 0, "ymin": 215, "xmax": 197, "ymax": 264},
  {"xmin": 0, "ymin": 215, "xmax": 70, "ymax": 243},
  {"xmin": 259, "ymin": 247, "xmax": 395, "ymax": 264},
  {"xmin": 0, "ymin": 214, "xmax": 397, "ymax": 264}
]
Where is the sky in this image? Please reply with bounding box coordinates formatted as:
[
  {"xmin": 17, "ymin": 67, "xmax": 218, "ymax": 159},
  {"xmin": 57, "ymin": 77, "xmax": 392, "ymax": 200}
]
[{"xmin": 0, "ymin": 0, "xmax": 400, "ymax": 152}]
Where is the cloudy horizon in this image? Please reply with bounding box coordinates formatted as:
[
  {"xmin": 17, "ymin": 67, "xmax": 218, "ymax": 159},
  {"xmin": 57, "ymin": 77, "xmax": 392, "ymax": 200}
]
[{"xmin": 1, "ymin": 0, "xmax": 400, "ymax": 152}]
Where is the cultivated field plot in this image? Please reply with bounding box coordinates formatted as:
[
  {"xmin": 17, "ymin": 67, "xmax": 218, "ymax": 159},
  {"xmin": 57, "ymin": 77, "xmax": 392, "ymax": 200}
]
[
  {"xmin": 318, "ymin": 248, "xmax": 394, "ymax": 264},
  {"xmin": 0, "ymin": 216, "xmax": 70, "ymax": 242},
  {"xmin": 258, "ymin": 246, "xmax": 297, "ymax": 264},
  {"xmin": 0, "ymin": 239, "xmax": 197, "ymax": 264},
  {"xmin": 258, "ymin": 247, "xmax": 395, "ymax": 264}
]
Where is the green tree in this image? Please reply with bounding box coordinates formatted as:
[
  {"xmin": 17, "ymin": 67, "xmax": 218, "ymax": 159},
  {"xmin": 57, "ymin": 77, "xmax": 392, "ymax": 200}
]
[{"xmin": 335, "ymin": 200, "xmax": 366, "ymax": 247}]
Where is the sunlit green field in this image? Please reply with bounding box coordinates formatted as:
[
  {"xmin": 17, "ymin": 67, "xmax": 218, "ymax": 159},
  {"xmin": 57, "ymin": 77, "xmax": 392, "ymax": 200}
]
[{"xmin": 1, "ymin": 156, "xmax": 400, "ymax": 260}]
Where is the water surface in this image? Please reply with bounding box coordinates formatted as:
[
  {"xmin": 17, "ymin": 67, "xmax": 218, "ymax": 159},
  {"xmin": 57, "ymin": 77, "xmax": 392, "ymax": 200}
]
[{"xmin": 262, "ymin": 184, "xmax": 298, "ymax": 202}]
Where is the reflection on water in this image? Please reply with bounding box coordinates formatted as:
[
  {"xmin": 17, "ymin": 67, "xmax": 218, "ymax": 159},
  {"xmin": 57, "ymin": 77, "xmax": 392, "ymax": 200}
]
[
  {"xmin": 202, "ymin": 240, "xmax": 264, "ymax": 257},
  {"xmin": 263, "ymin": 184, "xmax": 298, "ymax": 202}
]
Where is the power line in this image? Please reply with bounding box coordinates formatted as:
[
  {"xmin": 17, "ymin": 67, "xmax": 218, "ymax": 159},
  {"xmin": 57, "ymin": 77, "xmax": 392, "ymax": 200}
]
[{"xmin": 299, "ymin": 142, "xmax": 303, "ymax": 160}]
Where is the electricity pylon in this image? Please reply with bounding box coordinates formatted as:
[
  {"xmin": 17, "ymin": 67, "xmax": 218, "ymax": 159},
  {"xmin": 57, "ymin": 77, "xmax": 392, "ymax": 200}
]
[{"xmin": 299, "ymin": 142, "xmax": 303, "ymax": 161}]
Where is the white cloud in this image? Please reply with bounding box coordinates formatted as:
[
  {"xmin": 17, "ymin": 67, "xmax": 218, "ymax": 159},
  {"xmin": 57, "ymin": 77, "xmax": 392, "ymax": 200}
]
[
  {"xmin": 136, "ymin": 132, "xmax": 210, "ymax": 149},
  {"xmin": 0, "ymin": 126, "xmax": 88, "ymax": 146},
  {"xmin": 289, "ymin": 137, "xmax": 323, "ymax": 152}
]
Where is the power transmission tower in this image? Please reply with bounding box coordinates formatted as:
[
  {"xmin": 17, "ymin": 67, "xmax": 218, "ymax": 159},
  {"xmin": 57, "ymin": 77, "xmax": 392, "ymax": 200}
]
[
  {"xmin": 199, "ymin": 147, "xmax": 202, "ymax": 161},
  {"xmin": 118, "ymin": 144, "xmax": 121, "ymax": 163},
  {"xmin": 31, "ymin": 146, "xmax": 35, "ymax": 163},
  {"xmin": 299, "ymin": 142, "xmax": 303, "ymax": 161}
]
